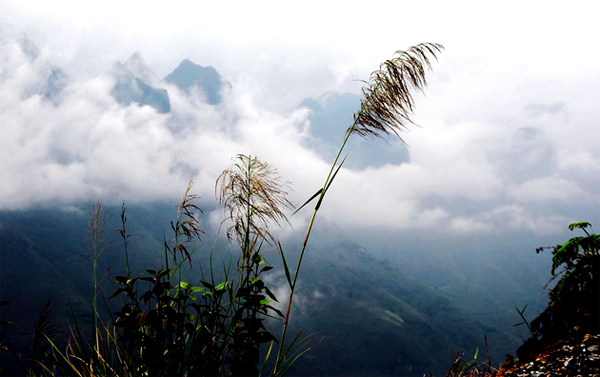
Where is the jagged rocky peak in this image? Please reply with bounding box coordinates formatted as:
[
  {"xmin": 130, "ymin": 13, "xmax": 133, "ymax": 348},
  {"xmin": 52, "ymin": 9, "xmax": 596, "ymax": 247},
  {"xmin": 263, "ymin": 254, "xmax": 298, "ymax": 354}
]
[
  {"xmin": 0, "ymin": 25, "xmax": 40, "ymax": 61},
  {"xmin": 0, "ymin": 28, "xmax": 68, "ymax": 101},
  {"xmin": 41, "ymin": 67, "xmax": 68, "ymax": 101},
  {"xmin": 109, "ymin": 52, "xmax": 170, "ymax": 114},
  {"xmin": 109, "ymin": 52, "xmax": 154, "ymax": 81},
  {"xmin": 19, "ymin": 36, "xmax": 40, "ymax": 61},
  {"xmin": 122, "ymin": 51, "xmax": 156, "ymax": 84},
  {"xmin": 109, "ymin": 60, "xmax": 128, "ymax": 76},
  {"xmin": 165, "ymin": 59, "xmax": 223, "ymax": 105}
]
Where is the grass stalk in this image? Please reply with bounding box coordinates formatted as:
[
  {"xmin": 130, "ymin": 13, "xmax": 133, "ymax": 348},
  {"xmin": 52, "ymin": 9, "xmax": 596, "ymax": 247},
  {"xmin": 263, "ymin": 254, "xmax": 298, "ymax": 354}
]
[
  {"xmin": 273, "ymin": 43, "xmax": 443, "ymax": 375},
  {"xmin": 117, "ymin": 202, "xmax": 131, "ymax": 273},
  {"xmin": 87, "ymin": 201, "xmax": 108, "ymax": 358}
]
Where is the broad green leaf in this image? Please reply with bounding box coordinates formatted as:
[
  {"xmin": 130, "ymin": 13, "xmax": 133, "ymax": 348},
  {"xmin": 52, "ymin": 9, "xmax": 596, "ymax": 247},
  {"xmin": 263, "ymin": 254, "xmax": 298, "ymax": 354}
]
[
  {"xmin": 201, "ymin": 281, "xmax": 215, "ymax": 290},
  {"xmin": 568, "ymin": 221, "xmax": 591, "ymax": 231},
  {"xmin": 250, "ymin": 277, "xmax": 260, "ymax": 285},
  {"xmin": 261, "ymin": 265, "xmax": 274, "ymax": 273},
  {"xmin": 265, "ymin": 286, "xmax": 279, "ymax": 302},
  {"xmin": 267, "ymin": 305, "xmax": 284, "ymax": 318},
  {"xmin": 278, "ymin": 241, "xmax": 293, "ymax": 288},
  {"xmin": 108, "ymin": 287, "xmax": 127, "ymax": 300},
  {"xmin": 215, "ymin": 281, "xmax": 228, "ymax": 291}
]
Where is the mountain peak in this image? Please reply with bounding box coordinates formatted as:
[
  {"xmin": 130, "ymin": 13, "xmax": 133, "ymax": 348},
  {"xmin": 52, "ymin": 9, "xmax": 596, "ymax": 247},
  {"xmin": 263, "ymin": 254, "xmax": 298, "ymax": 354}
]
[
  {"xmin": 109, "ymin": 52, "xmax": 170, "ymax": 113},
  {"xmin": 123, "ymin": 51, "xmax": 155, "ymax": 84},
  {"xmin": 165, "ymin": 59, "xmax": 223, "ymax": 105},
  {"xmin": 179, "ymin": 59, "xmax": 195, "ymax": 67}
]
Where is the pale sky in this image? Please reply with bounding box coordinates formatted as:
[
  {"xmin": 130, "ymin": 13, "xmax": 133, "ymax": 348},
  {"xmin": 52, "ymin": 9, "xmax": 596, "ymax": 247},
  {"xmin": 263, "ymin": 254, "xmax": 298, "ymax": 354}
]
[{"xmin": 1, "ymin": 1, "xmax": 599, "ymax": 238}]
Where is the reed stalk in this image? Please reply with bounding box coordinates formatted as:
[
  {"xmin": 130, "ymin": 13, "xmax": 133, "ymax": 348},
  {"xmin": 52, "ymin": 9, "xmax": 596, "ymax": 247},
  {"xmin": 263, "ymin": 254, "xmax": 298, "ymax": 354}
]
[
  {"xmin": 87, "ymin": 201, "xmax": 108, "ymax": 358},
  {"xmin": 273, "ymin": 42, "xmax": 443, "ymax": 375}
]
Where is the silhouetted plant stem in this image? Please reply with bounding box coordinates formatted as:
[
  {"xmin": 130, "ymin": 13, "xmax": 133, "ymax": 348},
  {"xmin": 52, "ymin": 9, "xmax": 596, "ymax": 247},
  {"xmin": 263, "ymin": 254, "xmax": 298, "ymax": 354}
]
[
  {"xmin": 275, "ymin": 88, "xmax": 369, "ymax": 374},
  {"xmin": 117, "ymin": 202, "xmax": 132, "ymax": 273},
  {"xmin": 217, "ymin": 155, "xmax": 293, "ymax": 376},
  {"xmin": 274, "ymin": 43, "xmax": 443, "ymax": 375},
  {"xmin": 88, "ymin": 201, "xmax": 108, "ymax": 358}
]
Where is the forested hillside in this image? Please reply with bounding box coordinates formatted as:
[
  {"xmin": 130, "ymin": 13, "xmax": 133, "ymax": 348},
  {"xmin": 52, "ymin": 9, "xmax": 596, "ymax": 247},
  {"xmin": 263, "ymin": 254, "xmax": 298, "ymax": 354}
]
[{"xmin": 0, "ymin": 202, "xmax": 553, "ymax": 376}]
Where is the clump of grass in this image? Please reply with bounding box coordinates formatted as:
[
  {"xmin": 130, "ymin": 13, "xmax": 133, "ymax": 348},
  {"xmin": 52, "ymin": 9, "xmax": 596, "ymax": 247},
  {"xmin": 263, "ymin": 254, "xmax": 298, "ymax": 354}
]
[{"xmin": 216, "ymin": 154, "xmax": 296, "ymax": 376}]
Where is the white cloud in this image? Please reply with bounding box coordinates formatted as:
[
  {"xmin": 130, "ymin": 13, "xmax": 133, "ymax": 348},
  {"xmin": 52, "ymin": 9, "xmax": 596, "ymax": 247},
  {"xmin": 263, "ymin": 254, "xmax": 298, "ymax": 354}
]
[
  {"xmin": 450, "ymin": 205, "xmax": 569, "ymax": 235},
  {"xmin": 1, "ymin": 2, "xmax": 600, "ymax": 236},
  {"xmin": 508, "ymin": 177, "xmax": 588, "ymax": 203}
]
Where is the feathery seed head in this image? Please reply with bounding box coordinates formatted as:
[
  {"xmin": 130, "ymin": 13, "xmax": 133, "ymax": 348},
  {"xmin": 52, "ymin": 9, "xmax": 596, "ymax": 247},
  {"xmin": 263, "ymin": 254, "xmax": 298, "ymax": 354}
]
[
  {"xmin": 217, "ymin": 154, "xmax": 293, "ymax": 247},
  {"xmin": 350, "ymin": 42, "xmax": 444, "ymax": 141}
]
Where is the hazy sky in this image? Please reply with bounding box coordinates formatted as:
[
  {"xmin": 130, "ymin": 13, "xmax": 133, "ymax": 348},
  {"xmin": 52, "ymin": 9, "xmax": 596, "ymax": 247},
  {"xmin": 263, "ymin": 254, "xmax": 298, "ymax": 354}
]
[{"xmin": 1, "ymin": 1, "xmax": 599, "ymax": 239}]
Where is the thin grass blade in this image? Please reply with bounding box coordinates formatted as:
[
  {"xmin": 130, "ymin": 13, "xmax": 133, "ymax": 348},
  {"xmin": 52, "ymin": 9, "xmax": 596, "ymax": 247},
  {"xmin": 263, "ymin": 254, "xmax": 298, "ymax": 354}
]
[
  {"xmin": 292, "ymin": 188, "xmax": 323, "ymax": 215},
  {"xmin": 278, "ymin": 241, "xmax": 293, "ymax": 288},
  {"xmin": 316, "ymin": 156, "xmax": 347, "ymax": 211}
]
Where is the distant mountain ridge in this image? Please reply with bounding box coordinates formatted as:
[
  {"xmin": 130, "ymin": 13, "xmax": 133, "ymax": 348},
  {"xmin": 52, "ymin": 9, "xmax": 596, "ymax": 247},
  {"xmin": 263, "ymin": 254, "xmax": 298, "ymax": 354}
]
[
  {"xmin": 109, "ymin": 52, "xmax": 225, "ymax": 113},
  {"xmin": 109, "ymin": 53, "xmax": 171, "ymax": 113},
  {"xmin": 5, "ymin": 33, "xmax": 414, "ymax": 170},
  {"xmin": 6, "ymin": 32, "xmax": 69, "ymax": 102}
]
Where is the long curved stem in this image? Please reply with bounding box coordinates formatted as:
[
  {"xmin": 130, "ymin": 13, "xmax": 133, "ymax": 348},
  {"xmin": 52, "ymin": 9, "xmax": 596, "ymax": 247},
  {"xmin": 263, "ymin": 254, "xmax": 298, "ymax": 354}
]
[
  {"xmin": 272, "ymin": 43, "xmax": 442, "ymax": 374},
  {"xmin": 273, "ymin": 87, "xmax": 378, "ymax": 374}
]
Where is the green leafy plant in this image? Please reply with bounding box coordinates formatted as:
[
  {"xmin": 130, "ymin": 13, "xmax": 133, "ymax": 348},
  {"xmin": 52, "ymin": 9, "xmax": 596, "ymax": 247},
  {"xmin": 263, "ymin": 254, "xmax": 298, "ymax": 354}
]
[
  {"xmin": 513, "ymin": 304, "xmax": 537, "ymax": 341},
  {"xmin": 37, "ymin": 174, "xmax": 289, "ymax": 377},
  {"xmin": 516, "ymin": 221, "xmax": 599, "ymax": 361},
  {"xmin": 107, "ymin": 159, "xmax": 296, "ymax": 376},
  {"xmin": 432, "ymin": 340, "xmax": 496, "ymax": 377},
  {"xmin": 216, "ymin": 154, "xmax": 294, "ymax": 376}
]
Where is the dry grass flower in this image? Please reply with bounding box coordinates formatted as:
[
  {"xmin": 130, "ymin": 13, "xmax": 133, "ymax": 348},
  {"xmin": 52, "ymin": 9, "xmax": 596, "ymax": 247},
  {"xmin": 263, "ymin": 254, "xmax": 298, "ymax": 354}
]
[
  {"xmin": 351, "ymin": 42, "xmax": 444, "ymax": 141},
  {"xmin": 216, "ymin": 154, "xmax": 293, "ymax": 248}
]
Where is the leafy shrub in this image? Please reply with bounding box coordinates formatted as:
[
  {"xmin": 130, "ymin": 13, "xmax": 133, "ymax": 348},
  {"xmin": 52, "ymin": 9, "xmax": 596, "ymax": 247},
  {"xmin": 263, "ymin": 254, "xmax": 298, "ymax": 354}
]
[
  {"xmin": 516, "ymin": 221, "xmax": 599, "ymax": 361},
  {"xmin": 106, "ymin": 158, "xmax": 295, "ymax": 377},
  {"xmin": 535, "ymin": 222, "xmax": 599, "ymax": 337}
]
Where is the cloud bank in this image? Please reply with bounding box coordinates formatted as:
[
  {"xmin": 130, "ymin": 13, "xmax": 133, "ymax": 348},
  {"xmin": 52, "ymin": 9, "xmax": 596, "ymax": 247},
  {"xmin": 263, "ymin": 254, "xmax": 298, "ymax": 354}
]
[{"xmin": 1, "ymin": 14, "xmax": 599, "ymax": 238}]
